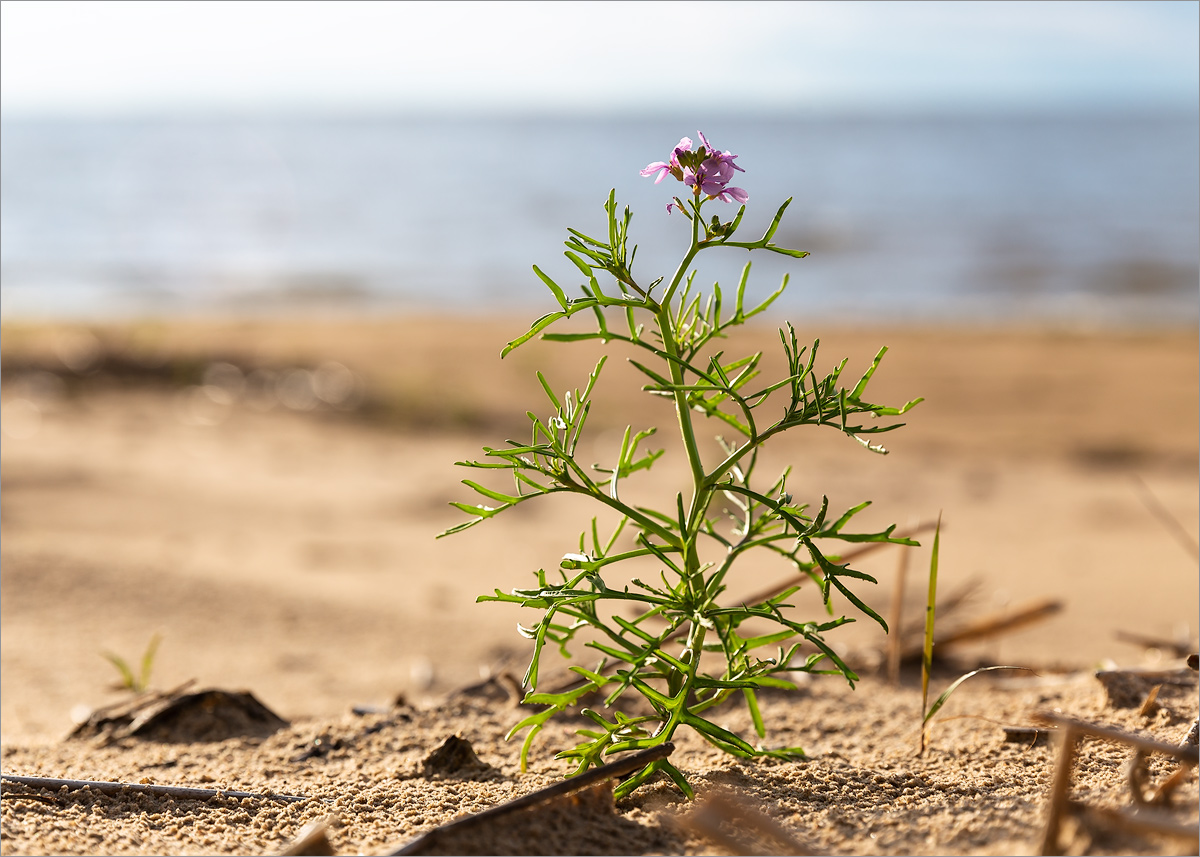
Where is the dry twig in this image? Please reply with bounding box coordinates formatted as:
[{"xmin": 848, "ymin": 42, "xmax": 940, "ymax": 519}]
[
  {"xmin": 1114, "ymin": 630, "xmax": 1197, "ymax": 659},
  {"xmin": 1034, "ymin": 711, "xmax": 1199, "ymax": 856},
  {"xmin": 387, "ymin": 742, "xmax": 674, "ymax": 856},
  {"xmin": 930, "ymin": 597, "xmax": 1062, "ymax": 650},
  {"xmin": 0, "ymin": 774, "xmax": 316, "ymax": 805},
  {"xmin": 896, "ymin": 597, "xmax": 1062, "ymax": 663}
]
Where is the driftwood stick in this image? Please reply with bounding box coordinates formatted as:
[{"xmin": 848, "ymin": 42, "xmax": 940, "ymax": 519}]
[
  {"xmin": 0, "ymin": 774, "xmax": 316, "ymax": 805},
  {"xmin": 388, "ymin": 743, "xmax": 674, "ymax": 856},
  {"xmin": 1032, "ymin": 712, "xmax": 1200, "ymax": 764}
]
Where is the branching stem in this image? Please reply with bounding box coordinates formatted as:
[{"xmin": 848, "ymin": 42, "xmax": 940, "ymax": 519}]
[{"xmin": 447, "ymin": 169, "xmax": 922, "ymax": 800}]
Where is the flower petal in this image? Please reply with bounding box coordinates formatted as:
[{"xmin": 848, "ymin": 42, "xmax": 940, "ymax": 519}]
[{"xmin": 640, "ymin": 161, "xmax": 673, "ymax": 183}]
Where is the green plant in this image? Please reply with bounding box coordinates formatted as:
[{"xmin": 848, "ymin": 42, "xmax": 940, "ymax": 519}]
[
  {"xmin": 102, "ymin": 632, "xmax": 161, "ymax": 694},
  {"xmin": 441, "ymin": 132, "xmax": 922, "ymax": 798},
  {"xmin": 918, "ymin": 519, "xmax": 1031, "ymax": 754}
]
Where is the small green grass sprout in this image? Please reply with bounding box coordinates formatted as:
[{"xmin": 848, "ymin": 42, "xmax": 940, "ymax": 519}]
[
  {"xmin": 918, "ymin": 519, "xmax": 1031, "ymax": 754},
  {"xmin": 102, "ymin": 632, "xmax": 162, "ymax": 694}
]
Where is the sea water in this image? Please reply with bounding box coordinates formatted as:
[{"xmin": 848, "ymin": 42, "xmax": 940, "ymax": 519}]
[{"xmin": 1, "ymin": 112, "xmax": 1196, "ymax": 323}]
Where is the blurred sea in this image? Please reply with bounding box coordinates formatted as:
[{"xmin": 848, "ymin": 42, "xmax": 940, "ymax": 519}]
[{"xmin": 1, "ymin": 112, "xmax": 1197, "ymax": 324}]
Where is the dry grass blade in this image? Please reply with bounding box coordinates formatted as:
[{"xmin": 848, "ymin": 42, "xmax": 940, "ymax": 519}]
[
  {"xmin": 922, "ymin": 665, "xmax": 1033, "ymax": 755},
  {"xmin": 886, "ymin": 538, "xmax": 912, "ymax": 685},
  {"xmin": 1132, "ymin": 474, "xmax": 1200, "ymax": 561},
  {"xmin": 1136, "ymin": 685, "xmax": 1163, "ymax": 718},
  {"xmin": 1142, "ymin": 762, "xmax": 1199, "ymax": 807}
]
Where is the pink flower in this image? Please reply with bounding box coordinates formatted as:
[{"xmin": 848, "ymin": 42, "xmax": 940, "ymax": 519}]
[
  {"xmin": 696, "ymin": 131, "xmax": 745, "ymax": 180},
  {"xmin": 639, "ymin": 137, "xmax": 692, "ymax": 184},
  {"xmin": 682, "ymin": 162, "xmax": 729, "ymax": 198},
  {"xmin": 711, "ymin": 185, "xmax": 749, "ymax": 204},
  {"xmin": 642, "ymin": 131, "xmax": 747, "ymax": 208},
  {"xmin": 640, "ymin": 160, "xmax": 674, "ymax": 184}
]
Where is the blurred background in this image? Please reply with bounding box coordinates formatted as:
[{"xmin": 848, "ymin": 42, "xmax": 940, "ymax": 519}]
[{"xmin": 2, "ymin": 0, "xmax": 1197, "ymax": 324}]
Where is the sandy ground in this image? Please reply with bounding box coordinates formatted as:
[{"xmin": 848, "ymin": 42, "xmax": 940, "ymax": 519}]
[{"xmin": 1, "ymin": 316, "xmax": 1197, "ymax": 855}]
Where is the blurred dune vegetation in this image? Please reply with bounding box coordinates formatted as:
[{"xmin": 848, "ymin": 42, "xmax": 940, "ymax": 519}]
[{"xmin": 2, "ymin": 316, "xmax": 1196, "ymax": 474}]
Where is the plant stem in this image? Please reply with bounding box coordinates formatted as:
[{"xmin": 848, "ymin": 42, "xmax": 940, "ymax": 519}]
[
  {"xmin": 646, "ymin": 216, "xmax": 717, "ymax": 753},
  {"xmin": 656, "ymin": 215, "xmax": 710, "ymax": 605},
  {"xmin": 656, "ymin": 306, "xmax": 705, "ymax": 517}
]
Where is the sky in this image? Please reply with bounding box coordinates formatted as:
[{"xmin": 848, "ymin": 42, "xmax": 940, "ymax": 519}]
[{"xmin": 1, "ymin": 0, "xmax": 1197, "ymax": 115}]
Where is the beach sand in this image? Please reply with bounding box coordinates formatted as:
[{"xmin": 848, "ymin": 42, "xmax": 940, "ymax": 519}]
[{"xmin": 1, "ymin": 316, "xmax": 1197, "ymax": 855}]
